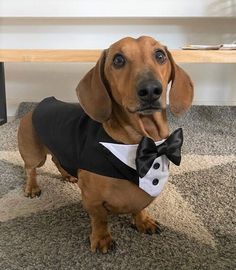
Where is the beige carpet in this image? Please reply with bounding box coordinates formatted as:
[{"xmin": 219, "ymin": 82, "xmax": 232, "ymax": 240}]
[{"xmin": 0, "ymin": 103, "xmax": 235, "ymax": 270}]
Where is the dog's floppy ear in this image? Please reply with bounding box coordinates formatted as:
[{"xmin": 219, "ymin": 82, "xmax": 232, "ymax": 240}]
[
  {"xmin": 166, "ymin": 48, "xmax": 194, "ymax": 116},
  {"xmin": 76, "ymin": 50, "xmax": 112, "ymax": 123}
]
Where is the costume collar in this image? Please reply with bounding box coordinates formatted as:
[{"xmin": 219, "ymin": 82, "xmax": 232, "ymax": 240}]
[
  {"xmin": 99, "ymin": 128, "xmax": 183, "ymax": 197},
  {"xmin": 100, "ymin": 139, "xmax": 165, "ymax": 170}
]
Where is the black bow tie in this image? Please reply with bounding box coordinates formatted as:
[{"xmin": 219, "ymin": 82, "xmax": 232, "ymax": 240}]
[{"xmin": 135, "ymin": 128, "xmax": 183, "ymax": 178}]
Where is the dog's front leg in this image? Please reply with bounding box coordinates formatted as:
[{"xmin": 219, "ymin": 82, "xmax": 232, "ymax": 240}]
[
  {"xmin": 79, "ymin": 172, "xmax": 116, "ymax": 253},
  {"xmin": 132, "ymin": 209, "xmax": 161, "ymax": 235},
  {"xmin": 88, "ymin": 205, "xmax": 115, "ymax": 253}
]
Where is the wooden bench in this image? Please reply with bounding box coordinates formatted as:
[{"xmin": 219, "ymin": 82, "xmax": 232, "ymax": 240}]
[{"xmin": 1, "ymin": 49, "xmax": 236, "ymax": 125}]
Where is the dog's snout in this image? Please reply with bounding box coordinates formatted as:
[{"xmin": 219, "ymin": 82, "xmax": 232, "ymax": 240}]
[{"xmin": 137, "ymin": 80, "xmax": 163, "ymax": 102}]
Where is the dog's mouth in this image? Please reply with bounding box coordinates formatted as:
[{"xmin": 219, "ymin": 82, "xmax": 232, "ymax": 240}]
[
  {"xmin": 128, "ymin": 105, "xmax": 163, "ymax": 115},
  {"xmin": 137, "ymin": 106, "xmax": 162, "ymax": 115}
]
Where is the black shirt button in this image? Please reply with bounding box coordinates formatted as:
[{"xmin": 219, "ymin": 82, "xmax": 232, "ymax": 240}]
[
  {"xmin": 152, "ymin": 178, "xmax": 159, "ymax": 186},
  {"xmin": 153, "ymin": 163, "xmax": 160, "ymax": 169}
]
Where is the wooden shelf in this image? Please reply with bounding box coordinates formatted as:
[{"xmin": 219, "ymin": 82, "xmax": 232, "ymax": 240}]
[
  {"xmin": 0, "ymin": 49, "xmax": 236, "ymax": 63},
  {"xmin": 172, "ymin": 50, "xmax": 236, "ymax": 63},
  {"xmin": 0, "ymin": 50, "xmax": 101, "ymax": 63}
]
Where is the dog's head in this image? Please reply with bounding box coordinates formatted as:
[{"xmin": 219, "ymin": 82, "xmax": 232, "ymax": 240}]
[{"xmin": 76, "ymin": 36, "xmax": 193, "ymax": 123}]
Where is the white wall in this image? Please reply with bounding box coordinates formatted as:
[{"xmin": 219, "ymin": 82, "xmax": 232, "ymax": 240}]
[
  {"xmin": 1, "ymin": 0, "xmax": 236, "ymax": 17},
  {"xmin": 0, "ymin": 0, "xmax": 236, "ymax": 116}
]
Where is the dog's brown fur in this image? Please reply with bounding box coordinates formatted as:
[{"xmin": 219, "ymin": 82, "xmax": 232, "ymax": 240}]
[{"xmin": 18, "ymin": 36, "xmax": 193, "ymax": 253}]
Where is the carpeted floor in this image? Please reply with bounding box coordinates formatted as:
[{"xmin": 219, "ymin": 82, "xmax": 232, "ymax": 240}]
[{"xmin": 0, "ymin": 103, "xmax": 235, "ymax": 270}]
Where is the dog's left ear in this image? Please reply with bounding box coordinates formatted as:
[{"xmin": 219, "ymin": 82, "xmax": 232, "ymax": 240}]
[
  {"xmin": 165, "ymin": 48, "xmax": 194, "ymax": 116},
  {"xmin": 76, "ymin": 50, "xmax": 112, "ymax": 123}
]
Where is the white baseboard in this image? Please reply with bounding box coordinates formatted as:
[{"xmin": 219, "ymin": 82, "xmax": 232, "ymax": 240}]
[{"xmin": 192, "ymin": 99, "xmax": 236, "ymax": 106}]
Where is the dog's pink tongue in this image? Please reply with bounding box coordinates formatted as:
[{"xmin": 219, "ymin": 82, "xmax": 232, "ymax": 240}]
[{"xmin": 138, "ymin": 112, "xmax": 169, "ymax": 141}]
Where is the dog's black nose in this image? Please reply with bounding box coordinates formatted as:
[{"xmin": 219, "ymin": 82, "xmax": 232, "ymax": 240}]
[{"xmin": 137, "ymin": 80, "xmax": 162, "ymax": 102}]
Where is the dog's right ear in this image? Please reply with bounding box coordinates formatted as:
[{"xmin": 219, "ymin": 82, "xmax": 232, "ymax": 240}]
[{"xmin": 76, "ymin": 50, "xmax": 112, "ymax": 123}]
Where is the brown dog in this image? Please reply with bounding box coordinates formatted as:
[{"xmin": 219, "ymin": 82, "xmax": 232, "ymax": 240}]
[{"xmin": 18, "ymin": 36, "xmax": 193, "ymax": 253}]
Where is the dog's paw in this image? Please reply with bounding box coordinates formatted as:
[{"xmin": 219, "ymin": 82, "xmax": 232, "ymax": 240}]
[
  {"xmin": 24, "ymin": 185, "xmax": 41, "ymax": 198},
  {"xmin": 62, "ymin": 175, "xmax": 78, "ymax": 183},
  {"xmin": 90, "ymin": 233, "xmax": 116, "ymax": 254},
  {"xmin": 132, "ymin": 215, "xmax": 162, "ymax": 235}
]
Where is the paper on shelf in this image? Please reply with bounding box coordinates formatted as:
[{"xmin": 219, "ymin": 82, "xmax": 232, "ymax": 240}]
[
  {"xmin": 182, "ymin": 43, "xmax": 236, "ymax": 50},
  {"xmin": 182, "ymin": 45, "xmax": 222, "ymax": 50}
]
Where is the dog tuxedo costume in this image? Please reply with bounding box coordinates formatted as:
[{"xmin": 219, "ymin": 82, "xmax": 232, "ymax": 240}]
[{"xmin": 32, "ymin": 97, "xmax": 183, "ymax": 197}]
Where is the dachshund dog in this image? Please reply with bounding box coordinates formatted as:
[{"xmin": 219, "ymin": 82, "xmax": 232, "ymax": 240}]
[{"xmin": 18, "ymin": 36, "xmax": 193, "ymax": 253}]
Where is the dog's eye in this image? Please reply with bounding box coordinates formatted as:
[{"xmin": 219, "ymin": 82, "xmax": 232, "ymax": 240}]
[
  {"xmin": 113, "ymin": 54, "xmax": 126, "ymax": 68},
  {"xmin": 155, "ymin": 50, "xmax": 166, "ymax": 64}
]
